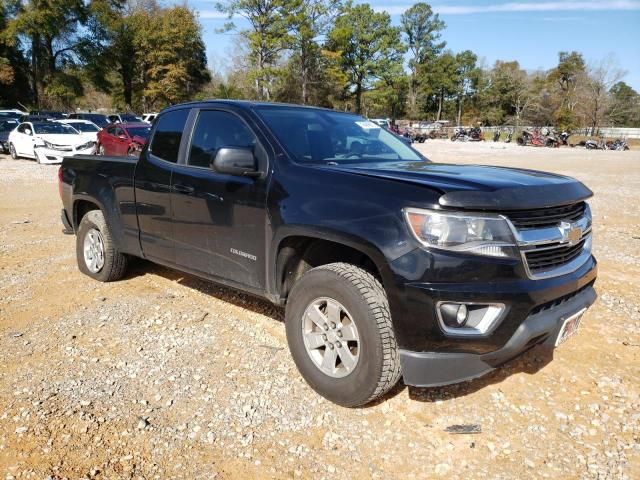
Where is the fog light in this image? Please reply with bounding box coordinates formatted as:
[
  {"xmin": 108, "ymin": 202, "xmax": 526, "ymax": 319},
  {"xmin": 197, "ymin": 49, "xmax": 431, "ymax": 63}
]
[
  {"xmin": 456, "ymin": 304, "xmax": 468, "ymax": 326},
  {"xmin": 439, "ymin": 303, "xmax": 468, "ymax": 328},
  {"xmin": 436, "ymin": 302, "xmax": 506, "ymax": 336}
]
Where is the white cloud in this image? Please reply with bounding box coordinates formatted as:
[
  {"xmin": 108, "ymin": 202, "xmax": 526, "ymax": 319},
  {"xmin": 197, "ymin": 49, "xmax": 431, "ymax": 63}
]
[
  {"xmin": 377, "ymin": 1, "xmax": 640, "ymax": 16},
  {"xmin": 197, "ymin": 11, "xmax": 229, "ymax": 20}
]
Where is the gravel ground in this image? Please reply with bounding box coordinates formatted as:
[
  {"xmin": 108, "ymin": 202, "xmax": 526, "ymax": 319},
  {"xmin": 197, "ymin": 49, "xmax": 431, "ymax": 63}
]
[{"xmin": 0, "ymin": 142, "xmax": 639, "ymax": 479}]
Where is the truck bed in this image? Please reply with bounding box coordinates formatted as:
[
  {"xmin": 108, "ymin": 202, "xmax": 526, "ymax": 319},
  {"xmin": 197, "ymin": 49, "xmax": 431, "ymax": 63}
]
[{"xmin": 60, "ymin": 154, "xmax": 140, "ymax": 255}]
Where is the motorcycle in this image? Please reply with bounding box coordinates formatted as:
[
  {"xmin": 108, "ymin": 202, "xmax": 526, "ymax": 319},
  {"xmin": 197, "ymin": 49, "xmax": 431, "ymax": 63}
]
[
  {"xmin": 517, "ymin": 128, "xmax": 558, "ymax": 147},
  {"xmin": 451, "ymin": 126, "xmax": 483, "ymax": 142},
  {"xmin": 504, "ymin": 128, "xmax": 513, "ymax": 143},
  {"xmin": 606, "ymin": 138, "xmax": 630, "ymax": 151},
  {"xmin": 585, "ymin": 138, "xmax": 606, "ymax": 150},
  {"xmin": 517, "ymin": 129, "xmax": 543, "ymax": 146},
  {"xmin": 558, "ymin": 131, "xmax": 571, "ymax": 146},
  {"xmin": 411, "ymin": 132, "xmax": 428, "ymax": 143}
]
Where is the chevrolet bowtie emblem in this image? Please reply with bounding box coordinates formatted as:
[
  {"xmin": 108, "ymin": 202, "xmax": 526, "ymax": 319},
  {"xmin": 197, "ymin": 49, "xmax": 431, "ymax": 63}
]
[{"xmin": 559, "ymin": 221, "xmax": 582, "ymax": 245}]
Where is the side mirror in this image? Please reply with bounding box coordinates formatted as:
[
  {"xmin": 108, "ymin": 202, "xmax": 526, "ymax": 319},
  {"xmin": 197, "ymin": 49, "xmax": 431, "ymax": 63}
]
[
  {"xmin": 25, "ymin": 129, "xmax": 32, "ymax": 136},
  {"xmin": 212, "ymin": 147, "xmax": 260, "ymax": 177}
]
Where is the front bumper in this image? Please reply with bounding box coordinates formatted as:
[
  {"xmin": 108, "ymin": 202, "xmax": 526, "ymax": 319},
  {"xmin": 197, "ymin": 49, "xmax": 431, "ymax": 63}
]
[
  {"xmin": 400, "ymin": 285, "xmax": 596, "ymax": 387},
  {"xmin": 34, "ymin": 146, "xmax": 96, "ymax": 164}
]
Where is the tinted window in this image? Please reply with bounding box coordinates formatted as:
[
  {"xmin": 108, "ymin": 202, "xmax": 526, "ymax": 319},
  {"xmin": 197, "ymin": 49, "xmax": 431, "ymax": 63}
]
[
  {"xmin": 125, "ymin": 126, "xmax": 151, "ymax": 139},
  {"xmin": 70, "ymin": 123, "xmax": 99, "ymax": 133},
  {"xmin": 0, "ymin": 112, "xmax": 22, "ymax": 120},
  {"xmin": 256, "ymin": 107, "xmax": 423, "ymax": 164},
  {"xmin": 33, "ymin": 123, "xmax": 78, "ymax": 134},
  {"xmin": 83, "ymin": 114, "xmax": 109, "ymax": 128},
  {"xmin": 150, "ymin": 109, "xmax": 189, "ymax": 163},
  {"xmin": 0, "ymin": 121, "xmax": 18, "ymax": 132},
  {"xmin": 121, "ymin": 114, "xmax": 142, "ymax": 122},
  {"xmin": 17, "ymin": 124, "xmax": 27, "ymax": 133},
  {"xmin": 188, "ymin": 110, "xmax": 257, "ymax": 168},
  {"xmin": 106, "ymin": 125, "xmax": 116, "ymax": 135}
]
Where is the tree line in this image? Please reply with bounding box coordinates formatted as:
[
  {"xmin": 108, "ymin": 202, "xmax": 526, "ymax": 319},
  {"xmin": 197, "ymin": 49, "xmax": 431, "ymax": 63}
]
[
  {"xmin": 0, "ymin": 0, "xmax": 210, "ymax": 112},
  {"xmin": 1, "ymin": 0, "xmax": 639, "ymax": 130}
]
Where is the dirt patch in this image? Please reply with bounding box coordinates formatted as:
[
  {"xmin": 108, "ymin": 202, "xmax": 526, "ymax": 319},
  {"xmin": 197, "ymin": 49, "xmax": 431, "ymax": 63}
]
[{"xmin": 1, "ymin": 144, "xmax": 638, "ymax": 479}]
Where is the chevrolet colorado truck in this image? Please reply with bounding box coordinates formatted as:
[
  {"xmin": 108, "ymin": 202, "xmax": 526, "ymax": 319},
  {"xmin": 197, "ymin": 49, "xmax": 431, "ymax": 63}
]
[{"xmin": 59, "ymin": 101, "xmax": 597, "ymax": 407}]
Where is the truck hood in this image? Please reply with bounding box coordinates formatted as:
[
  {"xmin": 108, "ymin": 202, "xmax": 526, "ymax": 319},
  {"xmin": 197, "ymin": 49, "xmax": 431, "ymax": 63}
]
[{"xmin": 322, "ymin": 161, "xmax": 593, "ymax": 210}]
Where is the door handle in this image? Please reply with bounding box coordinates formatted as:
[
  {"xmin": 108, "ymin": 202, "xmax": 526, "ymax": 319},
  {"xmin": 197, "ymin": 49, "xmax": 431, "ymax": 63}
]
[{"xmin": 172, "ymin": 184, "xmax": 194, "ymax": 195}]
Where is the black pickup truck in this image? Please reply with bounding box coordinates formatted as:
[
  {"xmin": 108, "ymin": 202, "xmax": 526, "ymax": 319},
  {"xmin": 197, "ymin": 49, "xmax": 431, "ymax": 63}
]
[{"xmin": 60, "ymin": 101, "xmax": 597, "ymax": 406}]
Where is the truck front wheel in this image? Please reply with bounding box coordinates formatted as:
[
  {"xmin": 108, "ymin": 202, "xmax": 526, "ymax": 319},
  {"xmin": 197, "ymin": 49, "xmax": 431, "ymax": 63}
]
[
  {"xmin": 285, "ymin": 263, "xmax": 401, "ymax": 407},
  {"xmin": 76, "ymin": 210, "xmax": 128, "ymax": 282}
]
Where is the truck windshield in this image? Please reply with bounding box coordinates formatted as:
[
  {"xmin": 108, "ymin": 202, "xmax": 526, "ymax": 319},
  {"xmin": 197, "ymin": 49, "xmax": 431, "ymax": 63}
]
[{"xmin": 256, "ymin": 107, "xmax": 424, "ymax": 164}]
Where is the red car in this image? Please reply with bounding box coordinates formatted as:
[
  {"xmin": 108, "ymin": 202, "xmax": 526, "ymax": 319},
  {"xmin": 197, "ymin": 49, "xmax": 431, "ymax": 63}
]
[{"xmin": 96, "ymin": 122, "xmax": 151, "ymax": 156}]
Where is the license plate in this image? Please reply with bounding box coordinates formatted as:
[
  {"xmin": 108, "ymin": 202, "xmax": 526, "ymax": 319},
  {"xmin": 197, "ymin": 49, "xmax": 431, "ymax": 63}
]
[{"xmin": 555, "ymin": 309, "xmax": 586, "ymax": 347}]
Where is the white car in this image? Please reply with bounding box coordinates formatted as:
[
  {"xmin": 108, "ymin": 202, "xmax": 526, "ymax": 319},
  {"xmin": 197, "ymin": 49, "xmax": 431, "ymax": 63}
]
[
  {"xmin": 370, "ymin": 118, "xmax": 391, "ymax": 129},
  {"xmin": 56, "ymin": 119, "xmax": 101, "ymax": 143},
  {"xmin": 8, "ymin": 121, "xmax": 96, "ymax": 164}
]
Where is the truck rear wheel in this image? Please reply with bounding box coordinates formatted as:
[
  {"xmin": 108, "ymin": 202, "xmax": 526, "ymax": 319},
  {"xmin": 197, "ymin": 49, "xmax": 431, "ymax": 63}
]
[
  {"xmin": 285, "ymin": 263, "xmax": 401, "ymax": 407},
  {"xmin": 76, "ymin": 210, "xmax": 128, "ymax": 282}
]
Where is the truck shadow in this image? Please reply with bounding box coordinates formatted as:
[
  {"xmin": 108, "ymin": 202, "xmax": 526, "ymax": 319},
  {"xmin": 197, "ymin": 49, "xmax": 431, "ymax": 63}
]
[
  {"xmin": 381, "ymin": 346, "xmax": 555, "ymax": 405},
  {"xmin": 129, "ymin": 259, "xmax": 554, "ymax": 405},
  {"xmin": 128, "ymin": 259, "xmax": 285, "ymax": 321}
]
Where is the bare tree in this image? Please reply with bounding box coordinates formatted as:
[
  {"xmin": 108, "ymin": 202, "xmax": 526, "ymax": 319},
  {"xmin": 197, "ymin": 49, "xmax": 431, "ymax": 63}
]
[{"xmin": 578, "ymin": 57, "xmax": 626, "ymax": 135}]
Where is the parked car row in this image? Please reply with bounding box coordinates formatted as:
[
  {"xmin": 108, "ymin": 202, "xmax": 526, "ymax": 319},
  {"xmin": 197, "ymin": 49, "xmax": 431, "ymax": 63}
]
[
  {"xmin": 0, "ymin": 108, "xmax": 155, "ymax": 127},
  {"xmin": 2, "ymin": 114, "xmax": 152, "ymax": 162}
]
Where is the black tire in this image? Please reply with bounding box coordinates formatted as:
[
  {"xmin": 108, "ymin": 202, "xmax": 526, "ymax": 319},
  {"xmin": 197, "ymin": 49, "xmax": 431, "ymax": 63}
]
[
  {"xmin": 517, "ymin": 136, "xmax": 525, "ymax": 146},
  {"xmin": 285, "ymin": 263, "xmax": 401, "ymax": 407},
  {"xmin": 76, "ymin": 210, "xmax": 128, "ymax": 282},
  {"xmin": 9, "ymin": 143, "xmax": 18, "ymax": 159}
]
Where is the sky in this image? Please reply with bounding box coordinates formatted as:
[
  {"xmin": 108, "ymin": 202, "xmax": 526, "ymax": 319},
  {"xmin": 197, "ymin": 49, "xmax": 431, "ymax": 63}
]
[{"xmin": 182, "ymin": 0, "xmax": 640, "ymax": 90}]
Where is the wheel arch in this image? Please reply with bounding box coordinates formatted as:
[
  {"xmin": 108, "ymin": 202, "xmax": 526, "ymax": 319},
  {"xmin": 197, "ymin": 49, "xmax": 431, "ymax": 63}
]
[
  {"xmin": 72, "ymin": 196, "xmax": 106, "ymax": 230},
  {"xmin": 271, "ymin": 228, "xmax": 393, "ymax": 305}
]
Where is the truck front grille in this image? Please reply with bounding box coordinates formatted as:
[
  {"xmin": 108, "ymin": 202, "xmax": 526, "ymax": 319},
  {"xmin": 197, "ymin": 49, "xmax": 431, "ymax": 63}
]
[
  {"xmin": 506, "ymin": 202, "xmax": 586, "ymax": 230},
  {"xmin": 524, "ymin": 238, "xmax": 587, "ymax": 274}
]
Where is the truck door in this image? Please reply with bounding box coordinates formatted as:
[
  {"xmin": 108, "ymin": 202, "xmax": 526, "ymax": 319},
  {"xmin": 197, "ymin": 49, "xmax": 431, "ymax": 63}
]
[
  {"xmin": 170, "ymin": 108, "xmax": 270, "ymax": 290},
  {"xmin": 134, "ymin": 108, "xmax": 190, "ymax": 264}
]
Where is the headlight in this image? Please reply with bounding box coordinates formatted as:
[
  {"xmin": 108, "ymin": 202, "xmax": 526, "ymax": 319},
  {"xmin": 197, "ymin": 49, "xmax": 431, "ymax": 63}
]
[{"xmin": 404, "ymin": 207, "xmax": 518, "ymax": 258}]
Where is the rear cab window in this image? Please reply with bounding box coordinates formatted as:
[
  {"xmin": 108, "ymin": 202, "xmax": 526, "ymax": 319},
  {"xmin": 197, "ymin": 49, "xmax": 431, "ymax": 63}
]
[{"xmin": 149, "ymin": 109, "xmax": 190, "ymax": 163}]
